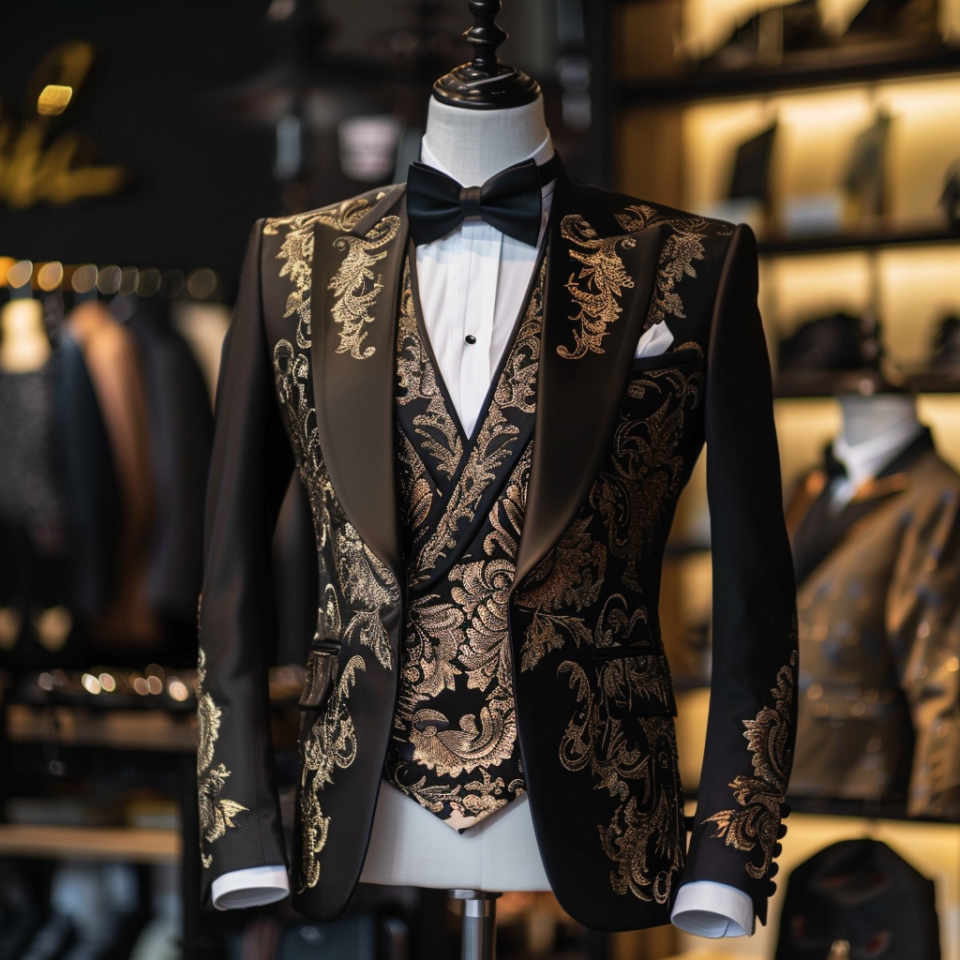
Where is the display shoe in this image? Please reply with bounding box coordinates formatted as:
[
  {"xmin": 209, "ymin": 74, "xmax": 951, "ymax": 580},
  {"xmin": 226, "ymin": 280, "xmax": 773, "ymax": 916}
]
[
  {"xmin": 701, "ymin": 0, "xmax": 828, "ymax": 71},
  {"xmin": 843, "ymin": 0, "xmax": 939, "ymax": 38}
]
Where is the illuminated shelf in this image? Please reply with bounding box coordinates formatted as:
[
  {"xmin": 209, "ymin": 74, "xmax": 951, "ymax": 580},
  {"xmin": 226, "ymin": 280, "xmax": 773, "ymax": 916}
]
[
  {"xmin": 0, "ymin": 824, "xmax": 180, "ymax": 863},
  {"xmin": 6, "ymin": 704, "xmax": 197, "ymax": 753},
  {"xmin": 618, "ymin": 38, "xmax": 960, "ymax": 104},
  {"xmin": 758, "ymin": 226, "xmax": 960, "ymax": 256}
]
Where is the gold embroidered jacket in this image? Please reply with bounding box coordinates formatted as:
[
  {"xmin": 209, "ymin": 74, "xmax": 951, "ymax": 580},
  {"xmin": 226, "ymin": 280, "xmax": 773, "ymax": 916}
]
[{"xmin": 197, "ymin": 169, "xmax": 798, "ymax": 931}]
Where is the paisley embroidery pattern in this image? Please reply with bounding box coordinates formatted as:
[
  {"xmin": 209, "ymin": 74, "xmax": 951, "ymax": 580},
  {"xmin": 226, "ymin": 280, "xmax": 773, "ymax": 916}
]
[
  {"xmin": 558, "ymin": 660, "xmax": 684, "ymax": 903},
  {"xmin": 268, "ymin": 209, "xmax": 400, "ymax": 890},
  {"xmin": 330, "ymin": 215, "xmax": 401, "ymax": 360},
  {"xmin": 388, "ymin": 257, "xmax": 544, "ymax": 829},
  {"xmin": 409, "ymin": 261, "xmax": 544, "ymax": 585},
  {"xmin": 396, "ymin": 263, "xmax": 463, "ymax": 480},
  {"xmin": 265, "ymin": 198, "xmax": 372, "ymax": 351},
  {"xmin": 298, "ymin": 656, "xmax": 365, "ymax": 892},
  {"xmin": 704, "ymin": 650, "xmax": 797, "ymax": 879},
  {"xmin": 592, "ymin": 344, "xmax": 704, "ymax": 591},
  {"xmin": 558, "ymin": 215, "xmax": 636, "ymax": 360},
  {"xmin": 197, "ymin": 648, "xmax": 248, "ymax": 869},
  {"xmin": 615, "ymin": 204, "xmax": 717, "ymax": 329}
]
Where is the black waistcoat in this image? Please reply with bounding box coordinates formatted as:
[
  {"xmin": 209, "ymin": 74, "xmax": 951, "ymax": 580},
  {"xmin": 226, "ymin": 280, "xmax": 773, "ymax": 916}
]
[{"xmin": 385, "ymin": 252, "xmax": 544, "ymax": 829}]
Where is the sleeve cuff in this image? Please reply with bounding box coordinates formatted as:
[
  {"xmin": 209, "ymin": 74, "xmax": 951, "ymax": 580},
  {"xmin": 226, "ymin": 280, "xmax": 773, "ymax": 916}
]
[
  {"xmin": 211, "ymin": 864, "xmax": 290, "ymax": 911},
  {"xmin": 671, "ymin": 880, "xmax": 755, "ymax": 938}
]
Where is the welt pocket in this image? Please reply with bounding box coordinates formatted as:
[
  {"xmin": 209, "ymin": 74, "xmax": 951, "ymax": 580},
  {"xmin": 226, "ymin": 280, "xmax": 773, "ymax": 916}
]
[
  {"xmin": 630, "ymin": 347, "xmax": 702, "ymax": 375},
  {"xmin": 299, "ymin": 648, "xmax": 339, "ymax": 710}
]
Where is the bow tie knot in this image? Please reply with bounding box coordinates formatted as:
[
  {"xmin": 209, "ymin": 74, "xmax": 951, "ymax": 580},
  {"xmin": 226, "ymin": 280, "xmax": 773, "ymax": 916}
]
[
  {"xmin": 406, "ymin": 156, "xmax": 557, "ymax": 248},
  {"xmin": 459, "ymin": 185, "xmax": 483, "ymax": 220}
]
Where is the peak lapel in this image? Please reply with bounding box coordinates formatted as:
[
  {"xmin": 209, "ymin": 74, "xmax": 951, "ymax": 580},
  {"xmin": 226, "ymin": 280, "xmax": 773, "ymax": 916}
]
[
  {"xmin": 310, "ymin": 190, "xmax": 408, "ymax": 576},
  {"xmin": 515, "ymin": 190, "xmax": 662, "ymax": 586}
]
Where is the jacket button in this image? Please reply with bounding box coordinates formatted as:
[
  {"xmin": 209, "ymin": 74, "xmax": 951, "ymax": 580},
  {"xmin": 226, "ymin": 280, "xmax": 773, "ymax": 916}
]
[
  {"xmin": 767, "ymin": 881, "xmax": 777, "ymax": 896},
  {"xmin": 464, "ymin": 335, "xmax": 477, "ymax": 345},
  {"xmin": 769, "ymin": 862, "xmax": 780, "ymax": 877},
  {"xmin": 773, "ymin": 843, "xmax": 783, "ymax": 858},
  {"xmin": 780, "ymin": 802, "xmax": 792, "ymax": 818},
  {"xmin": 777, "ymin": 824, "xmax": 788, "ymax": 839}
]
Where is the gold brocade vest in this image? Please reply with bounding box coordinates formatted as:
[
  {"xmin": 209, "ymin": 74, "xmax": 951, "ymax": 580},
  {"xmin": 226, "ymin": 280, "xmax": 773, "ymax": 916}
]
[{"xmin": 384, "ymin": 253, "xmax": 545, "ymax": 830}]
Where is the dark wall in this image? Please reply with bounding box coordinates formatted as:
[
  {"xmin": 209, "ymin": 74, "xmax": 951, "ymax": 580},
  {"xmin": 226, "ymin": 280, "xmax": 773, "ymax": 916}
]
[{"xmin": 1, "ymin": 0, "xmax": 281, "ymax": 277}]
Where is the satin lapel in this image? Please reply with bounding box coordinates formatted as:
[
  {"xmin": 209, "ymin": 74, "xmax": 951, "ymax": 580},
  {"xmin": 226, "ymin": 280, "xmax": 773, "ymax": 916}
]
[
  {"xmin": 311, "ymin": 191, "xmax": 408, "ymax": 575},
  {"xmin": 515, "ymin": 201, "xmax": 662, "ymax": 586}
]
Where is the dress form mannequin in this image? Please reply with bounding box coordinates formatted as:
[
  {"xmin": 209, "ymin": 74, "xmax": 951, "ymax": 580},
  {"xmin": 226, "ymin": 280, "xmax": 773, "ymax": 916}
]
[
  {"xmin": 838, "ymin": 393, "xmax": 922, "ymax": 449},
  {"xmin": 831, "ymin": 393, "xmax": 925, "ymax": 504},
  {"xmin": 210, "ymin": 1, "xmax": 759, "ymax": 947}
]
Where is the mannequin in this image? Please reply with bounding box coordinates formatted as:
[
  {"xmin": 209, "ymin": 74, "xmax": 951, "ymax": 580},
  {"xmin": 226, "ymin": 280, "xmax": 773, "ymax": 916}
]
[
  {"xmin": 211, "ymin": 10, "xmax": 755, "ymax": 945},
  {"xmin": 200, "ymin": 0, "xmax": 796, "ymax": 948},
  {"xmin": 832, "ymin": 393, "xmax": 924, "ymax": 505}
]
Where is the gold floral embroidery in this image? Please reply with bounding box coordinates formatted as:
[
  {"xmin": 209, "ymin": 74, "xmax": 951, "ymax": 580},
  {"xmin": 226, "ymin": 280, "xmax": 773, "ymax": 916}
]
[
  {"xmin": 329, "ymin": 214, "xmax": 401, "ymax": 360},
  {"xmin": 704, "ymin": 650, "xmax": 797, "ymax": 879},
  {"xmin": 592, "ymin": 344, "xmax": 703, "ymax": 590},
  {"xmin": 558, "ymin": 215, "xmax": 636, "ymax": 360},
  {"xmin": 410, "ymin": 263, "xmax": 543, "ymax": 581},
  {"xmin": 389, "ymin": 449, "xmax": 533, "ymax": 825},
  {"xmin": 615, "ymin": 204, "xmax": 714, "ymax": 329},
  {"xmin": 298, "ymin": 655, "xmax": 365, "ymax": 892},
  {"xmin": 559, "ymin": 661, "xmax": 684, "ymax": 902},
  {"xmin": 197, "ymin": 649, "xmax": 248, "ymax": 869},
  {"xmin": 268, "ymin": 210, "xmax": 400, "ymax": 889},
  {"xmin": 391, "ymin": 264, "xmax": 541, "ymax": 825},
  {"xmin": 266, "ymin": 199, "xmax": 373, "ymax": 351},
  {"xmin": 516, "ymin": 517, "xmax": 607, "ymax": 672},
  {"xmin": 396, "ymin": 264, "xmax": 463, "ymax": 478}
]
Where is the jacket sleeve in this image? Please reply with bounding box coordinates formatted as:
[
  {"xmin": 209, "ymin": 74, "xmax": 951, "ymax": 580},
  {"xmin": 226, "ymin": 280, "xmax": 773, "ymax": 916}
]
[
  {"xmin": 888, "ymin": 476, "xmax": 960, "ymax": 820},
  {"xmin": 678, "ymin": 223, "xmax": 798, "ymax": 925},
  {"xmin": 197, "ymin": 219, "xmax": 294, "ymax": 902}
]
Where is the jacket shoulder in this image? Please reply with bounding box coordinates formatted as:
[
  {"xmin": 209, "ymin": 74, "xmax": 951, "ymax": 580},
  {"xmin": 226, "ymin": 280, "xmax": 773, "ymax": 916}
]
[
  {"xmin": 574, "ymin": 181, "xmax": 736, "ymax": 241},
  {"xmin": 261, "ymin": 184, "xmax": 404, "ymax": 239}
]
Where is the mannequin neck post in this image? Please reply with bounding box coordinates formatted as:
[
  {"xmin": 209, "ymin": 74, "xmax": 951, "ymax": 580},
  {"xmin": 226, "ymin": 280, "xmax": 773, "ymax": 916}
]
[{"xmin": 421, "ymin": 96, "xmax": 551, "ymax": 186}]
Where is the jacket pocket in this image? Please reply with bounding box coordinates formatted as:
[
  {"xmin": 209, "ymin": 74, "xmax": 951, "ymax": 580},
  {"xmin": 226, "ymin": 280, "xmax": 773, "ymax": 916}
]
[
  {"xmin": 595, "ymin": 651, "xmax": 677, "ymax": 719},
  {"xmin": 630, "ymin": 346, "xmax": 702, "ymax": 375},
  {"xmin": 299, "ymin": 647, "xmax": 340, "ymax": 711}
]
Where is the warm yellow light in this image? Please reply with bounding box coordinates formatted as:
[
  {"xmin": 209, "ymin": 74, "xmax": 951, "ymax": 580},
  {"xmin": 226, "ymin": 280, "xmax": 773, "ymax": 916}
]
[
  {"xmin": 99, "ymin": 673, "xmax": 117, "ymax": 692},
  {"xmin": 7, "ymin": 260, "xmax": 34, "ymax": 290},
  {"xmin": 72, "ymin": 264, "xmax": 98, "ymax": 294},
  {"xmin": 37, "ymin": 84, "xmax": 73, "ymax": 116},
  {"xmin": 81, "ymin": 673, "xmax": 102, "ymax": 695},
  {"xmin": 37, "ymin": 261, "xmax": 64, "ymax": 292}
]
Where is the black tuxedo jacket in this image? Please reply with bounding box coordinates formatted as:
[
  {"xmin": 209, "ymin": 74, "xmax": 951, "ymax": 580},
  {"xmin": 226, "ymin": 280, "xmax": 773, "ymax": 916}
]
[{"xmin": 197, "ymin": 168, "xmax": 798, "ymax": 931}]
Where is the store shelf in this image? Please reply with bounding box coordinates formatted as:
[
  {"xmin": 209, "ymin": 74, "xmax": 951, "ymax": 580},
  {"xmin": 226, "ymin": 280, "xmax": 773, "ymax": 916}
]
[
  {"xmin": 618, "ymin": 38, "xmax": 960, "ymax": 104},
  {"xmin": 0, "ymin": 824, "xmax": 180, "ymax": 863},
  {"xmin": 758, "ymin": 225, "xmax": 960, "ymax": 257},
  {"xmin": 6, "ymin": 704, "xmax": 197, "ymax": 753}
]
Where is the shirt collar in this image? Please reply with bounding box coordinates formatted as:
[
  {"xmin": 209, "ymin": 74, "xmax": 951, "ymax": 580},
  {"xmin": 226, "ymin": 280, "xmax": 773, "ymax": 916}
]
[{"xmin": 832, "ymin": 418, "xmax": 925, "ymax": 490}]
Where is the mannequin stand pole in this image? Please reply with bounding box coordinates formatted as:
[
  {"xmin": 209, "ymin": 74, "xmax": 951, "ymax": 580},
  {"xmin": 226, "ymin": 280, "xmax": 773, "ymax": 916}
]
[{"xmin": 448, "ymin": 889, "xmax": 502, "ymax": 960}]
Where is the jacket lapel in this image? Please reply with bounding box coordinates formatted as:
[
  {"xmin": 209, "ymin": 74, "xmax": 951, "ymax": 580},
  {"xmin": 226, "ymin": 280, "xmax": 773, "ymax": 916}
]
[
  {"xmin": 310, "ymin": 188, "xmax": 407, "ymax": 576},
  {"xmin": 515, "ymin": 174, "xmax": 662, "ymax": 586}
]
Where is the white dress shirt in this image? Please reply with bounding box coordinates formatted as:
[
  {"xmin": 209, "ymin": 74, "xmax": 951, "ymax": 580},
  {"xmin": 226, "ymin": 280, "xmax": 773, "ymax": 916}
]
[{"xmin": 213, "ymin": 143, "xmax": 755, "ymax": 939}]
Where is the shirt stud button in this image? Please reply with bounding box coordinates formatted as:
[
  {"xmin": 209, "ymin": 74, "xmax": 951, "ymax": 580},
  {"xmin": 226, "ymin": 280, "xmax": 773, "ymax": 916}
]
[{"xmin": 464, "ymin": 335, "xmax": 477, "ymax": 345}]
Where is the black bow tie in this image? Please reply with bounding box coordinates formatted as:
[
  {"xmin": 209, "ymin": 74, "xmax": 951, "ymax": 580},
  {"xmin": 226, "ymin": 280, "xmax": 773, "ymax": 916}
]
[{"xmin": 406, "ymin": 156, "xmax": 558, "ymax": 247}]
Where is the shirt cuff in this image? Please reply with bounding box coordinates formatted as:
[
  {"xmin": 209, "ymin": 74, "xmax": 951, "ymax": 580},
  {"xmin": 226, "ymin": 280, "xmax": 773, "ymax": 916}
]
[
  {"xmin": 211, "ymin": 865, "xmax": 290, "ymax": 911},
  {"xmin": 671, "ymin": 880, "xmax": 755, "ymax": 938}
]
